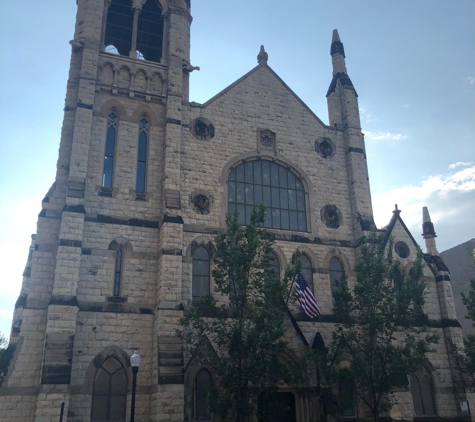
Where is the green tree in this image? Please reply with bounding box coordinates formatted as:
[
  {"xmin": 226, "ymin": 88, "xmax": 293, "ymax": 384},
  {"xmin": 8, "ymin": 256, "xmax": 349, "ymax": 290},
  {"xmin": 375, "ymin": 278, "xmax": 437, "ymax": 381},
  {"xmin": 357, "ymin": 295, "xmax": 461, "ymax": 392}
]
[
  {"xmin": 456, "ymin": 248, "xmax": 475, "ymax": 385},
  {"xmin": 178, "ymin": 206, "xmax": 304, "ymax": 422},
  {"xmin": 0, "ymin": 332, "xmax": 15, "ymax": 387},
  {"xmin": 319, "ymin": 230, "xmax": 439, "ymax": 422}
]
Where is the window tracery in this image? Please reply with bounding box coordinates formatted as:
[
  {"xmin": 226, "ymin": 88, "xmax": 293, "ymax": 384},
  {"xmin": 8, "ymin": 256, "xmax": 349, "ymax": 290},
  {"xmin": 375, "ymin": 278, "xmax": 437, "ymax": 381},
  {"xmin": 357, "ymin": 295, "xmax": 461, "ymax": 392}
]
[
  {"xmin": 410, "ymin": 365, "xmax": 437, "ymax": 416},
  {"xmin": 91, "ymin": 357, "xmax": 127, "ymax": 422},
  {"xmin": 228, "ymin": 160, "xmax": 307, "ymax": 231}
]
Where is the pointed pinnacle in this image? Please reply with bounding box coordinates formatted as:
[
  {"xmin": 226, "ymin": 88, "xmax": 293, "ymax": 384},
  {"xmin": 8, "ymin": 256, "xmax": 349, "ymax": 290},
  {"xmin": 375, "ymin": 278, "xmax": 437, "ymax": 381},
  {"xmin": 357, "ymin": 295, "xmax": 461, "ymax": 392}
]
[
  {"xmin": 257, "ymin": 45, "xmax": 268, "ymax": 65},
  {"xmin": 422, "ymin": 206, "xmax": 432, "ymax": 223},
  {"xmin": 332, "ymin": 29, "xmax": 340, "ymax": 43},
  {"xmin": 330, "ymin": 29, "xmax": 345, "ymax": 58}
]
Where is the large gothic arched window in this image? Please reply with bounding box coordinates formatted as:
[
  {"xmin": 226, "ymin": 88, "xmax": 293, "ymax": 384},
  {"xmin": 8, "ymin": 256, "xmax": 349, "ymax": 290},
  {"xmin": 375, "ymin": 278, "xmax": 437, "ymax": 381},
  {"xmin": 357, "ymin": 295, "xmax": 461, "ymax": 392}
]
[
  {"xmin": 228, "ymin": 160, "xmax": 307, "ymax": 231},
  {"xmin": 91, "ymin": 357, "xmax": 127, "ymax": 422},
  {"xmin": 410, "ymin": 365, "xmax": 437, "ymax": 416},
  {"xmin": 192, "ymin": 246, "xmax": 210, "ymax": 301}
]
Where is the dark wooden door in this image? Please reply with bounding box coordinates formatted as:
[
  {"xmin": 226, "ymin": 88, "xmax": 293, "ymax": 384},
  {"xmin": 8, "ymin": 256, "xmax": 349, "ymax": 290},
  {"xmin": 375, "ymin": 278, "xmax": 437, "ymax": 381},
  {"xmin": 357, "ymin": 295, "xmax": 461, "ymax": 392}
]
[{"xmin": 258, "ymin": 392, "xmax": 296, "ymax": 422}]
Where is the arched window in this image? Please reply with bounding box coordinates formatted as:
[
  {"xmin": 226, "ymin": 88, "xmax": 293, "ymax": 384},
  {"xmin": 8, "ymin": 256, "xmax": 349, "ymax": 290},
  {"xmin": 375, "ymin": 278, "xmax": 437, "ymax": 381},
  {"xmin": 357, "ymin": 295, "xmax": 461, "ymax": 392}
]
[
  {"xmin": 267, "ymin": 251, "xmax": 280, "ymax": 279},
  {"xmin": 192, "ymin": 246, "xmax": 210, "ymax": 301},
  {"xmin": 91, "ymin": 357, "xmax": 127, "ymax": 422},
  {"xmin": 136, "ymin": 114, "xmax": 149, "ymax": 193},
  {"xmin": 228, "ymin": 160, "xmax": 307, "ymax": 231},
  {"xmin": 113, "ymin": 248, "xmax": 123, "ymax": 296},
  {"xmin": 339, "ymin": 378, "xmax": 356, "ymax": 417},
  {"xmin": 137, "ymin": 0, "xmax": 164, "ymax": 62},
  {"xmin": 298, "ymin": 254, "xmax": 313, "ymax": 293},
  {"xmin": 104, "ymin": 0, "xmax": 133, "ymax": 56},
  {"xmin": 104, "ymin": 0, "xmax": 164, "ymax": 63},
  {"xmin": 410, "ymin": 366, "xmax": 436, "ymax": 416},
  {"xmin": 195, "ymin": 368, "xmax": 212, "ymax": 420},
  {"xmin": 329, "ymin": 257, "xmax": 343, "ymax": 306},
  {"xmin": 103, "ymin": 109, "xmax": 118, "ymax": 188}
]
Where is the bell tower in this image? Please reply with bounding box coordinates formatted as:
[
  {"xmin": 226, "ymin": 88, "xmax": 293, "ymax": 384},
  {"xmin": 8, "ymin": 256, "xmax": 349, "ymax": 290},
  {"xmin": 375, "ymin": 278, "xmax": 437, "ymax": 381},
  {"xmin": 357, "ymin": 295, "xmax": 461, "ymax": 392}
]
[{"xmin": 1, "ymin": 1, "xmax": 194, "ymax": 421}]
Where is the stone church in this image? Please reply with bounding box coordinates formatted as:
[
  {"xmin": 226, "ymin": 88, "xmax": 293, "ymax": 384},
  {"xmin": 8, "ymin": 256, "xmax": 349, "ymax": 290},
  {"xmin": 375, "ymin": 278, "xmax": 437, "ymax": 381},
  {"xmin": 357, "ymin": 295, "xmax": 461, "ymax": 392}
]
[{"xmin": 0, "ymin": 0, "xmax": 472, "ymax": 421}]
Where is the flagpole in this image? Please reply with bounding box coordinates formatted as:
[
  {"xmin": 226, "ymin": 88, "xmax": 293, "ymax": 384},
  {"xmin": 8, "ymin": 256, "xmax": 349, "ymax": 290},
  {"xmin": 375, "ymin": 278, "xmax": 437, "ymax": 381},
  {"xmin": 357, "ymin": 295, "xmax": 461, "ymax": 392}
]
[{"xmin": 285, "ymin": 271, "xmax": 298, "ymax": 307}]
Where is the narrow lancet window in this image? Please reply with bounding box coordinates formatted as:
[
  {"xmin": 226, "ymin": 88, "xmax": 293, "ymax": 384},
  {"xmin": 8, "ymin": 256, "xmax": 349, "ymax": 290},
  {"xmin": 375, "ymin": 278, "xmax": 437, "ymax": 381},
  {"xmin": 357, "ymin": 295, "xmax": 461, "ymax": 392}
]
[
  {"xmin": 267, "ymin": 251, "xmax": 280, "ymax": 279},
  {"xmin": 192, "ymin": 245, "xmax": 210, "ymax": 301},
  {"xmin": 297, "ymin": 254, "xmax": 313, "ymax": 293},
  {"xmin": 329, "ymin": 257, "xmax": 343, "ymax": 306},
  {"xmin": 103, "ymin": 110, "xmax": 118, "ymax": 188},
  {"xmin": 113, "ymin": 248, "xmax": 123, "ymax": 296},
  {"xmin": 137, "ymin": 0, "xmax": 164, "ymax": 62},
  {"xmin": 136, "ymin": 114, "xmax": 149, "ymax": 193},
  {"xmin": 195, "ymin": 368, "xmax": 212, "ymax": 420}
]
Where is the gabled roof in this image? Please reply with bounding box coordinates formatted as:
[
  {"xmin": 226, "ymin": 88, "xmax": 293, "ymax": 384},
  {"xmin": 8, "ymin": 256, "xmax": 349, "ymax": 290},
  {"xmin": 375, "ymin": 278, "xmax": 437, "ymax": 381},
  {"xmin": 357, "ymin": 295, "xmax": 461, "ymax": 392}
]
[
  {"xmin": 381, "ymin": 209, "xmax": 419, "ymax": 250},
  {"xmin": 199, "ymin": 63, "xmax": 330, "ymax": 129}
]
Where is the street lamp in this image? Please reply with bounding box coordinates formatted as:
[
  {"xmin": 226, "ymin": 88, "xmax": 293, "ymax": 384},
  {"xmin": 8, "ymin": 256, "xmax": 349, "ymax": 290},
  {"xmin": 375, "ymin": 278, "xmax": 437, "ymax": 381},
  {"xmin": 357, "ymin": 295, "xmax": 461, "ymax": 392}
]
[{"xmin": 130, "ymin": 349, "xmax": 142, "ymax": 422}]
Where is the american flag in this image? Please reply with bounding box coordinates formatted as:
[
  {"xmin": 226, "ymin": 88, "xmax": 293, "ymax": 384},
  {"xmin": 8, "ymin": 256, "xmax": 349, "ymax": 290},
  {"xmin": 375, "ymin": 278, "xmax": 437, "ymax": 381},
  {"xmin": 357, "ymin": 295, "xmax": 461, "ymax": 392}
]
[{"xmin": 295, "ymin": 270, "xmax": 321, "ymax": 318}]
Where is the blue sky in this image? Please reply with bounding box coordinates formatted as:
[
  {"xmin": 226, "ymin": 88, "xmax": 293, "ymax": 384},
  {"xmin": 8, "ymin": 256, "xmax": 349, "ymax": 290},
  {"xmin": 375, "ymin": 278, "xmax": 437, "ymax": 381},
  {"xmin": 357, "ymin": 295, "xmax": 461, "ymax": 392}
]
[{"xmin": 0, "ymin": 0, "xmax": 474, "ymax": 336}]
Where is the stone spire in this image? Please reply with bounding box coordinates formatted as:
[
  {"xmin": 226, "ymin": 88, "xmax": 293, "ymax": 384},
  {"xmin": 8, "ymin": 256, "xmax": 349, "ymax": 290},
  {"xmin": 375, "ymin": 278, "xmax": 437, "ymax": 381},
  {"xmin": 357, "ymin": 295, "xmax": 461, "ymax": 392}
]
[
  {"xmin": 330, "ymin": 29, "xmax": 347, "ymax": 76},
  {"xmin": 422, "ymin": 206, "xmax": 438, "ymax": 255},
  {"xmin": 257, "ymin": 45, "xmax": 268, "ymax": 65}
]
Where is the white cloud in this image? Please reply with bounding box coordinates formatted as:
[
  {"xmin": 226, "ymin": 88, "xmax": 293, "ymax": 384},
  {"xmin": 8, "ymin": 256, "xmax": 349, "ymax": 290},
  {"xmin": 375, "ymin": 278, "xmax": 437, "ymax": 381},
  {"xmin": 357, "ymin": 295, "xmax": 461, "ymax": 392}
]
[
  {"xmin": 468, "ymin": 77, "xmax": 475, "ymax": 85},
  {"xmin": 403, "ymin": 104, "xmax": 412, "ymax": 108},
  {"xmin": 449, "ymin": 162, "xmax": 472, "ymax": 169},
  {"xmin": 373, "ymin": 165, "xmax": 475, "ymax": 250},
  {"xmin": 364, "ymin": 131, "xmax": 407, "ymax": 141}
]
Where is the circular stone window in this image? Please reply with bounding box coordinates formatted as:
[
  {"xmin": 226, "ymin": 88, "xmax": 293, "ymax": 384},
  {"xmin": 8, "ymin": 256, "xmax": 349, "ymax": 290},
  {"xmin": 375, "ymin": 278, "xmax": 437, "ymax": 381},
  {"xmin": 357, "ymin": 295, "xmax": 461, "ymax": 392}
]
[
  {"xmin": 321, "ymin": 205, "xmax": 342, "ymax": 229},
  {"xmin": 394, "ymin": 241, "xmax": 410, "ymax": 259},
  {"xmin": 315, "ymin": 137, "xmax": 335, "ymax": 159}
]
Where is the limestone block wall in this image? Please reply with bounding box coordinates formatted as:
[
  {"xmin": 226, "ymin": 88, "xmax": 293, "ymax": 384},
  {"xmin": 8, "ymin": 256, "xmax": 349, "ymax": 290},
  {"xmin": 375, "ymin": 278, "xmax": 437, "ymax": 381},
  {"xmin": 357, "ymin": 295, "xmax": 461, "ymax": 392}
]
[{"xmin": 182, "ymin": 65, "xmax": 354, "ymax": 244}]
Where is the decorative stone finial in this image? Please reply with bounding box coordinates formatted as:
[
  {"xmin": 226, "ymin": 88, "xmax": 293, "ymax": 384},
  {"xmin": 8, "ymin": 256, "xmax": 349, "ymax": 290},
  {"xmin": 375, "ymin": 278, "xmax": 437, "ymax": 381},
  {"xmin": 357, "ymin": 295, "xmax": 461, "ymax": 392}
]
[{"xmin": 257, "ymin": 45, "xmax": 268, "ymax": 65}]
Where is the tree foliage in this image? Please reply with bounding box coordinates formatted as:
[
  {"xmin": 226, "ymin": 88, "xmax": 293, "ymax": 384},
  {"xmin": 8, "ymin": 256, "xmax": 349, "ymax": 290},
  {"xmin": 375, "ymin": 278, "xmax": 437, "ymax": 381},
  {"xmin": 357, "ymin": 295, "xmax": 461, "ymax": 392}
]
[
  {"xmin": 319, "ymin": 230, "xmax": 439, "ymax": 422},
  {"xmin": 178, "ymin": 206, "xmax": 304, "ymax": 422},
  {"xmin": 455, "ymin": 249, "xmax": 475, "ymax": 385},
  {"xmin": 0, "ymin": 332, "xmax": 15, "ymax": 387}
]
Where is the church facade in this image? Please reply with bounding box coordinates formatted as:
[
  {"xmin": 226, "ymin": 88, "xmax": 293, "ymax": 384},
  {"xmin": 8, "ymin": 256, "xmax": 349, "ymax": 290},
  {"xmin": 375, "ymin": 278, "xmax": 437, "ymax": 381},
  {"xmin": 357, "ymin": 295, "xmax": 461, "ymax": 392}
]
[{"xmin": 0, "ymin": 1, "xmax": 472, "ymax": 421}]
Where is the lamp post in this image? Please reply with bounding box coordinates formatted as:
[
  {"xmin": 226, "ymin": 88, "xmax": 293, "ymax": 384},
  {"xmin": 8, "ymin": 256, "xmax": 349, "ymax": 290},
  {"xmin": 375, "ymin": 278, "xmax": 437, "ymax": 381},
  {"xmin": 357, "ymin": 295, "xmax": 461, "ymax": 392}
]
[{"xmin": 130, "ymin": 349, "xmax": 142, "ymax": 422}]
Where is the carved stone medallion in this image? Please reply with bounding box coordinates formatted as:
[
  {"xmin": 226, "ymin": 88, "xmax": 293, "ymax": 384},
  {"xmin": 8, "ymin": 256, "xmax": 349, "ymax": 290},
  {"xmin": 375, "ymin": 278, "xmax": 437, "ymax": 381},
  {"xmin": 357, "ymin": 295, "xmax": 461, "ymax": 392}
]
[
  {"xmin": 321, "ymin": 205, "xmax": 342, "ymax": 229},
  {"xmin": 189, "ymin": 118, "xmax": 215, "ymax": 141},
  {"xmin": 260, "ymin": 130, "xmax": 275, "ymax": 149},
  {"xmin": 191, "ymin": 193, "xmax": 211, "ymax": 215}
]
